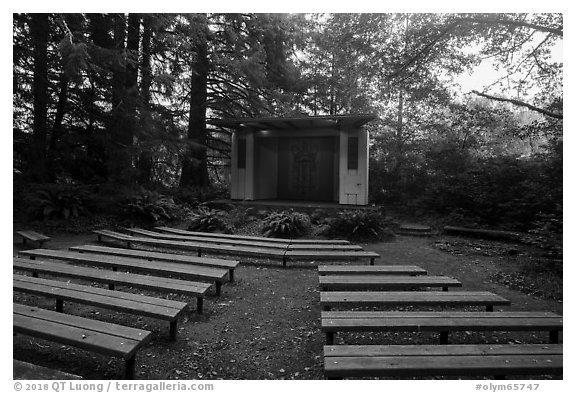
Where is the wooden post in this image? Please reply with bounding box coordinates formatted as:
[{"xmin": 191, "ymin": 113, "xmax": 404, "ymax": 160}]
[
  {"xmin": 56, "ymin": 299, "xmax": 63, "ymax": 313},
  {"xmin": 229, "ymin": 269, "xmax": 234, "ymax": 282},
  {"xmin": 169, "ymin": 321, "xmax": 178, "ymax": 341},
  {"xmin": 439, "ymin": 331, "xmax": 449, "ymax": 344},
  {"xmin": 125, "ymin": 357, "xmax": 136, "ymax": 379},
  {"xmin": 197, "ymin": 297, "xmax": 203, "ymax": 314},
  {"xmin": 326, "ymin": 332, "xmax": 335, "ymax": 345},
  {"xmin": 215, "ymin": 282, "xmax": 222, "ymax": 296}
]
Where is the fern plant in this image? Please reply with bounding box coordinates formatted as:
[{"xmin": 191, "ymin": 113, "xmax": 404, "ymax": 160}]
[
  {"xmin": 187, "ymin": 207, "xmax": 232, "ymax": 233},
  {"xmin": 27, "ymin": 185, "xmax": 89, "ymax": 221},
  {"xmin": 323, "ymin": 209, "xmax": 392, "ymax": 241},
  {"xmin": 261, "ymin": 210, "xmax": 311, "ymax": 238},
  {"xmin": 121, "ymin": 189, "xmax": 177, "ymax": 223}
]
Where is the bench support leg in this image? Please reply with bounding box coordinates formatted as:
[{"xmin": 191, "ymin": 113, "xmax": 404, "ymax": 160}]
[
  {"xmin": 109, "ymin": 283, "xmax": 115, "ymax": 290},
  {"xmin": 282, "ymin": 257, "xmax": 287, "ymax": 268},
  {"xmin": 323, "ymin": 306, "xmax": 331, "ymax": 312},
  {"xmin": 486, "ymin": 305, "xmax": 494, "ymax": 312},
  {"xmin": 56, "ymin": 299, "xmax": 64, "ymax": 313},
  {"xmin": 229, "ymin": 269, "xmax": 234, "ymax": 282},
  {"xmin": 125, "ymin": 357, "xmax": 136, "ymax": 379},
  {"xmin": 169, "ymin": 321, "xmax": 178, "ymax": 341},
  {"xmin": 369, "ymin": 257, "xmax": 375, "ymax": 266},
  {"xmin": 32, "ymin": 272, "xmax": 38, "ymax": 278},
  {"xmin": 97, "ymin": 234, "xmax": 102, "ymax": 242},
  {"xmin": 197, "ymin": 298, "xmax": 204, "ymax": 314},
  {"xmin": 215, "ymin": 282, "xmax": 222, "ymax": 296},
  {"xmin": 442, "ymin": 286, "xmax": 448, "ymax": 292},
  {"xmin": 550, "ymin": 330, "xmax": 559, "ymax": 344},
  {"xmin": 326, "ymin": 332, "xmax": 335, "ymax": 345},
  {"xmin": 439, "ymin": 331, "xmax": 449, "ymax": 344}
]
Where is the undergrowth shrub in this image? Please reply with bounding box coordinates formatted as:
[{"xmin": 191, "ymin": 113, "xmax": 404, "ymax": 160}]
[
  {"xmin": 222, "ymin": 205, "xmax": 257, "ymax": 230},
  {"xmin": 26, "ymin": 184, "xmax": 91, "ymax": 221},
  {"xmin": 261, "ymin": 210, "xmax": 311, "ymax": 238},
  {"xmin": 187, "ymin": 206, "xmax": 232, "ymax": 233},
  {"xmin": 121, "ymin": 189, "xmax": 179, "ymax": 224},
  {"xmin": 322, "ymin": 209, "xmax": 393, "ymax": 241}
]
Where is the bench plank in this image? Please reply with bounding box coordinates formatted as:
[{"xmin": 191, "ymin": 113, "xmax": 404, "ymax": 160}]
[
  {"xmin": 285, "ymin": 250, "xmax": 380, "ymax": 262},
  {"xmin": 13, "ymin": 258, "xmax": 209, "ymax": 313},
  {"xmin": 155, "ymin": 226, "xmax": 350, "ymax": 245},
  {"xmin": 16, "ymin": 231, "xmax": 51, "ymax": 247},
  {"xmin": 96, "ymin": 229, "xmax": 379, "ymax": 267},
  {"xmin": 69, "ymin": 245, "xmax": 239, "ymax": 281},
  {"xmin": 14, "ymin": 304, "xmax": 151, "ymax": 357},
  {"xmin": 13, "ymin": 360, "xmax": 82, "ymax": 380},
  {"xmin": 321, "ymin": 311, "xmax": 562, "ymax": 344},
  {"xmin": 324, "ymin": 344, "xmax": 563, "ymax": 378},
  {"xmin": 95, "ymin": 230, "xmax": 287, "ymax": 259},
  {"xmin": 319, "ymin": 275, "xmax": 461, "ymax": 291},
  {"xmin": 128, "ymin": 228, "xmax": 361, "ymax": 251},
  {"xmin": 320, "ymin": 291, "xmax": 511, "ymax": 311},
  {"xmin": 19, "ymin": 249, "xmax": 227, "ymax": 295},
  {"xmin": 318, "ymin": 265, "xmax": 427, "ymax": 276},
  {"xmin": 14, "ymin": 304, "xmax": 151, "ymax": 378},
  {"xmin": 13, "ymin": 275, "xmax": 187, "ymax": 340}
]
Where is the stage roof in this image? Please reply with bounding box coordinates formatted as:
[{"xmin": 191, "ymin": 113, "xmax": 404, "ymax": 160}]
[{"xmin": 209, "ymin": 114, "xmax": 377, "ymax": 132}]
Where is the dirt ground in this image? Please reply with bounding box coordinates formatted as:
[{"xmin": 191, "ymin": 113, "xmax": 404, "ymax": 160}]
[{"xmin": 12, "ymin": 232, "xmax": 563, "ymax": 380}]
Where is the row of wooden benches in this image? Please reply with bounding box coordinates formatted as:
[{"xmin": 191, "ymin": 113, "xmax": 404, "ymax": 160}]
[
  {"xmin": 95, "ymin": 227, "xmax": 381, "ymax": 266},
  {"xmin": 14, "ymin": 244, "xmax": 240, "ymax": 379},
  {"xmin": 317, "ymin": 264, "xmax": 563, "ymax": 379}
]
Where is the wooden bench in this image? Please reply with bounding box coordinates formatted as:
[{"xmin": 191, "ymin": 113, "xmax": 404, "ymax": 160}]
[
  {"xmin": 94, "ymin": 229, "xmax": 288, "ymax": 261},
  {"xmin": 14, "ymin": 275, "xmax": 188, "ymax": 341},
  {"xmin": 320, "ymin": 291, "xmax": 511, "ymax": 312},
  {"xmin": 20, "ymin": 249, "xmax": 228, "ymax": 296},
  {"xmin": 14, "ymin": 303, "xmax": 152, "ymax": 379},
  {"xmin": 155, "ymin": 226, "xmax": 351, "ymax": 245},
  {"xmin": 70, "ymin": 244, "xmax": 239, "ymax": 282},
  {"xmin": 13, "ymin": 360, "xmax": 82, "ymax": 380},
  {"xmin": 127, "ymin": 227, "xmax": 362, "ymax": 251},
  {"xmin": 319, "ymin": 275, "xmax": 461, "ymax": 291},
  {"xmin": 321, "ymin": 311, "xmax": 563, "ymax": 345},
  {"xmin": 96, "ymin": 229, "xmax": 374, "ymax": 267},
  {"xmin": 323, "ymin": 344, "xmax": 563, "ymax": 379},
  {"xmin": 318, "ymin": 265, "xmax": 427, "ymax": 276},
  {"xmin": 284, "ymin": 250, "xmax": 380, "ymax": 266},
  {"xmin": 16, "ymin": 230, "xmax": 51, "ymax": 248},
  {"xmin": 13, "ymin": 258, "xmax": 209, "ymax": 313}
]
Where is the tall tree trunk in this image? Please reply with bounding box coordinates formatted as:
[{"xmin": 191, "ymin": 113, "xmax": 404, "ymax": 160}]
[
  {"xmin": 29, "ymin": 13, "xmax": 50, "ymax": 181},
  {"xmin": 47, "ymin": 72, "xmax": 69, "ymax": 178},
  {"xmin": 137, "ymin": 14, "xmax": 154, "ymax": 186},
  {"xmin": 108, "ymin": 13, "xmax": 132, "ymax": 183},
  {"xmin": 180, "ymin": 15, "xmax": 210, "ymax": 189},
  {"xmin": 395, "ymin": 89, "xmax": 405, "ymax": 189}
]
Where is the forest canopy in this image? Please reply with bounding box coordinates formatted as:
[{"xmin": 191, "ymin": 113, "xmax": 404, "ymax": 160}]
[{"xmin": 13, "ymin": 13, "xmax": 562, "ymax": 232}]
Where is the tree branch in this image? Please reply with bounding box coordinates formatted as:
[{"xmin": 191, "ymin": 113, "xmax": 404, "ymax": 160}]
[
  {"xmin": 471, "ymin": 90, "xmax": 563, "ymax": 119},
  {"xmin": 458, "ymin": 16, "xmax": 563, "ymax": 37}
]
